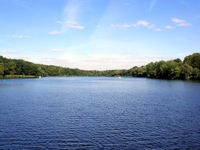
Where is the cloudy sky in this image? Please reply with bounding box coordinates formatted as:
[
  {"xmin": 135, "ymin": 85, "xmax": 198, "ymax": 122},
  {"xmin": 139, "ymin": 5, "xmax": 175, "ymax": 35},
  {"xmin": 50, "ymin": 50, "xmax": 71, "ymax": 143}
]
[{"xmin": 0, "ymin": 0, "xmax": 199, "ymax": 70}]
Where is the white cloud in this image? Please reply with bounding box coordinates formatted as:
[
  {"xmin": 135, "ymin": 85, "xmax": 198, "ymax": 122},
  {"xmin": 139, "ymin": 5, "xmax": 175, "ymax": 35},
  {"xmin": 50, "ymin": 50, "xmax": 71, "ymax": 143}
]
[
  {"xmin": 133, "ymin": 20, "xmax": 155, "ymax": 29},
  {"xmin": 0, "ymin": 50, "xmax": 31, "ymax": 61},
  {"xmin": 37, "ymin": 52, "xmax": 169, "ymax": 70},
  {"xmin": 110, "ymin": 18, "xmax": 190, "ymax": 32},
  {"xmin": 49, "ymin": 0, "xmax": 85, "ymax": 34},
  {"xmin": 148, "ymin": 24, "xmax": 155, "ymax": 29},
  {"xmin": 110, "ymin": 24, "xmax": 132, "ymax": 28},
  {"xmin": 49, "ymin": 21, "xmax": 84, "ymax": 35},
  {"xmin": 165, "ymin": 25, "xmax": 174, "ymax": 29},
  {"xmin": 7, "ymin": 34, "xmax": 30, "ymax": 39},
  {"xmin": 172, "ymin": 18, "xmax": 185, "ymax": 23},
  {"xmin": 120, "ymin": 24, "xmax": 131, "ymax": 28},
  {"xmin": 57, "ymin": 21, "xmax": 84, "ymax": 30},
  {"xmin": 177, "ymin": 22, "xmax": 191, "ymax": 27},
  {"xmin": 0, "ymin": 50, "xmax": 16, "ymax": 55},
  {"xmin": 48, "ymin": 30, "xmax": 62, "ymax": 35},
  {"xmin": 0, "ymin": 48, "xmax": 169, "ymax": 71},
  {"xmin": 172, "ymin": 18, "xmax": 191, "ymax": 27},
  {"xmin": 61, "ymin": 52, "xmax": 80, "ymax": 63},
  {"xmin": 134, "ymin": 20, "xmax": 149, "ymax": 27},
  {"xmin": 111, "ymin": 20, "xmax": 159, "ymax": 31},
  {"xmin": 155, "ymin": 28, "xmax": 163, "ymax": 31},
  {"xmin": 50, "ymin": 49, "xmax": 63, "ymax": 52}
]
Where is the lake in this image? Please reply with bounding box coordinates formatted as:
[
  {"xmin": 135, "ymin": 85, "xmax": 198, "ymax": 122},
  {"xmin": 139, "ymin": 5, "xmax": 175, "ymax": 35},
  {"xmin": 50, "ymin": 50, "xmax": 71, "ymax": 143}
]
[{"xmin": 0, "ymin": 77, "xmax": 200, "ymax": 149}]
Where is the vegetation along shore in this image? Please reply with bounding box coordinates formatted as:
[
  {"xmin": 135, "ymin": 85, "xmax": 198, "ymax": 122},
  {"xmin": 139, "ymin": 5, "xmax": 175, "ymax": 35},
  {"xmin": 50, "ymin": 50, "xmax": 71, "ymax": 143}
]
[{"xmin": 0, "ymin": 53, "xmax": 199, "ymax": 80}]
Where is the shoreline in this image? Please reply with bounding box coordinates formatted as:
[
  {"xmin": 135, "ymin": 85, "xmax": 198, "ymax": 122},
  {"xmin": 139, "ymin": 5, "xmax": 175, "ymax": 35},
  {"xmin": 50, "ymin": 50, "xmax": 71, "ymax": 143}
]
[
  {"xmin": 0, "ymin": 75, "xmax": 39, "ymax": 79},
  {"xmin": 1, "ymin": 75, "xmax": 200, "ymax": 82}
]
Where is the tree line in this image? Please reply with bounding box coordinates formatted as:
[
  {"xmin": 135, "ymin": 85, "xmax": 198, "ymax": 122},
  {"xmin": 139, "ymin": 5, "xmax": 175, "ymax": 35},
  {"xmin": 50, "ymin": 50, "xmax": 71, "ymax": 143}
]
[
  {"xmin": 0, "ymin": 56, "xmax": 100, "ymax": 78},
  {"xmin": 0, "ymin": 53, "xmax": 199, "ymax": 80}
]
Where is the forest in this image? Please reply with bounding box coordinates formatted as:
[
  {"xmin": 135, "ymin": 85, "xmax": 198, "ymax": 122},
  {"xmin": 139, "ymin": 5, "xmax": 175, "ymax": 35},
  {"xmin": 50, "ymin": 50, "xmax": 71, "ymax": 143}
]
[{"xmin": 0, "ymin": 53, "xmax": 199, "ymax": 80}]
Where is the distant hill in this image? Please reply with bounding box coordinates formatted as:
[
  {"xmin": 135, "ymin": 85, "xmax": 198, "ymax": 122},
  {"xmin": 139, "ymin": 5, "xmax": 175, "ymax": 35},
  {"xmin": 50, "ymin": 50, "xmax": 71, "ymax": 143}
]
[{"xmin": 0, "ymin": 53, "xmax": 200, "ymax": 80}]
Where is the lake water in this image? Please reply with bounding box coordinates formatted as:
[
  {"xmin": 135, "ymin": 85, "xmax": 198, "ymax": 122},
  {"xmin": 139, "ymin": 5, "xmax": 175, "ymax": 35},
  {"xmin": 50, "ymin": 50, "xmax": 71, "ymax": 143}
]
[{"xmin": 0, "ymin": 77, "xmax": 200, "ymax": 149}]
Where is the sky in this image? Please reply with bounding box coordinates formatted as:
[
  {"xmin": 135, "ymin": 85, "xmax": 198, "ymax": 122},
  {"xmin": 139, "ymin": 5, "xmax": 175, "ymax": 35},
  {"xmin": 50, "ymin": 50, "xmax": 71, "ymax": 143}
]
[{"xmin": 0, "ymin": 0, "xmax": 200, "ymax": 70}]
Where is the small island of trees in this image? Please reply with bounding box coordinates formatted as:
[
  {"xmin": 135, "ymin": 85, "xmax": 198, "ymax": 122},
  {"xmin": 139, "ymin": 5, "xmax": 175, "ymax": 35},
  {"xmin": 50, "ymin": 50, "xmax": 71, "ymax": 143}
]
[{"xmin": 0, "ymin": 53, "xmax": 199, "ymax": 80}]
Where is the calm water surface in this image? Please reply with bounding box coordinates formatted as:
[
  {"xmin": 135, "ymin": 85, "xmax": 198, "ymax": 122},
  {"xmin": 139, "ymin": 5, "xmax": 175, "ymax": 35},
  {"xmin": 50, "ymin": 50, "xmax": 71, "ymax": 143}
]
[{"xmin": 0, "ymin": 77, "xmax": 200, "ymax": 149}]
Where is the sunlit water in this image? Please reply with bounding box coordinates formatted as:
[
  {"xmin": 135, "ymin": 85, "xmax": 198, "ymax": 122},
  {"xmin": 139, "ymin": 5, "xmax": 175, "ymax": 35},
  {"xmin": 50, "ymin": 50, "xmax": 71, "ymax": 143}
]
[{"xmin": 0, "ymin": 77, "xmax": 200, "ymax": 149}]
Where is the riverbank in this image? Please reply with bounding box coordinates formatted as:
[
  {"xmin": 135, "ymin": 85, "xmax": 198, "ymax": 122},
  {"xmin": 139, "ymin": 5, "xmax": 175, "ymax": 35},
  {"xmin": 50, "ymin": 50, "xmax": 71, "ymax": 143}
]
[
  {"xmin": 1, "ymin": 75, "xmax": 200, "ymax": 82},
  {"xmin": 0, "ymin": 53, "xmax": 200, "ymax": 80},
  {"xmin": 0, "ymin": 75, "xmax": 39, "ymax": 79}
]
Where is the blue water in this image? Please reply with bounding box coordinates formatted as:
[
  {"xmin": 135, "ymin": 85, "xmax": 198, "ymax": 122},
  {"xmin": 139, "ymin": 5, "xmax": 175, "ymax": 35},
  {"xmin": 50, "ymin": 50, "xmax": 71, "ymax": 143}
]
[{"xmin": 0, "ymin": 77, "xmax": 200, "ymax": 149}]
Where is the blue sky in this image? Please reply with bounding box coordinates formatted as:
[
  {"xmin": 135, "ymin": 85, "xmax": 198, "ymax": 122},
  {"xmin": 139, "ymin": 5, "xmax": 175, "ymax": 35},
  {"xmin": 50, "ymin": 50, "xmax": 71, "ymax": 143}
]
[{"xmin": 0, "ymin": 0, "xmax": 200, "ymax": 70}]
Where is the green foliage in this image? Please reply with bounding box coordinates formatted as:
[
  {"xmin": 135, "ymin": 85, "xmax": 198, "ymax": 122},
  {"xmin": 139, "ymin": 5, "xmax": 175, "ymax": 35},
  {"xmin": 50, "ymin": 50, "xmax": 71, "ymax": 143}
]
[
  {"xmin": 128, "ymin": 66, "xmax": 146, "ymax": 77},
  {"xmin": 0, "ymin": 63, "xmax": 4, "ymax": 78},
  {"xmin": 184, "ymin": 53, "xmax": 200, "ymax": 69},
  {"xmin": 129, "ymin": 53, "xmax": 199, "ymax": 80},
  {"xmin": 0, "ymin": 56, "xmax": 104, "ymax": 77},
  {"xmin": 173, "ymin": 58, "xmax": 182, "ymax": 63},
  {"xmin": 145, "ymin": 58, "xmax": 199, "ymax": 80},
  {"xmin": 0, "ymin": 56, "xmax": 4, "ymax": 78},
  {"xmin": 0, "ymin": 53, "xmax": 199, "ymax": 80}
]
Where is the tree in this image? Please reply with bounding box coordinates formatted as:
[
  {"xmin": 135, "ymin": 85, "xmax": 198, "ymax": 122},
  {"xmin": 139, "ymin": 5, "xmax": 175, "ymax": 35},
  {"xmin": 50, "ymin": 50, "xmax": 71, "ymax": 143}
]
[
  {"xmin": 184, "ymin": 53, "xmax": 200, "ymax": 69},
  {"xmin": 3, "ymin": 60, "xmax": 16, "ymax": 75},
  {"xmin": 191, "ymin": 68, "xmax": 200, "ymax": 80},
  {"xmin": 173, "ymin": 58, "xmax": 182, "ymax": 63},
  {"xmin": 0, "ymin": 62, "xmax": 4, "ymax": 78},
  {"xmin": 0, "ymin": 53, "xmax": 199, "ymax": 80},
  {"xmin": 180, "ymin": 64, "xmax": 193, "ymax": 80}
]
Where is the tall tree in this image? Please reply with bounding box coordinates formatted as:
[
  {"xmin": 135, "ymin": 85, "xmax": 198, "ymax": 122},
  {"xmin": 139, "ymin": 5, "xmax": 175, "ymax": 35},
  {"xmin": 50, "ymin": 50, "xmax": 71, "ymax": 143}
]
[{"xmin": 184, "ymin": 53, "xmax": 200, "ymax": 69}]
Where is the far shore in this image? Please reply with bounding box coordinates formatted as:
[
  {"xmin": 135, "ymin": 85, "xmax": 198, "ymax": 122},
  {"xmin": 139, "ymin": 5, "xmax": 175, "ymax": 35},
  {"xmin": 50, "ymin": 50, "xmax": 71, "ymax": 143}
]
[
  {"xmin": 1, "ymin": 76, "xmax": 200, "ymax": 82},
  {"xmin": 0, "ymin": 75, "xmax": 39, "ymax": 79}
]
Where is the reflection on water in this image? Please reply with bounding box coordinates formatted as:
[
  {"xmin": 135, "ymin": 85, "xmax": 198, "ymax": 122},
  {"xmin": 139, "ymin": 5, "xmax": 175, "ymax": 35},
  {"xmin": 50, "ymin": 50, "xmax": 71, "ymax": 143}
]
[{"xmin": 0, "ymin": 77, "xmax": 200, "ymax": 149}]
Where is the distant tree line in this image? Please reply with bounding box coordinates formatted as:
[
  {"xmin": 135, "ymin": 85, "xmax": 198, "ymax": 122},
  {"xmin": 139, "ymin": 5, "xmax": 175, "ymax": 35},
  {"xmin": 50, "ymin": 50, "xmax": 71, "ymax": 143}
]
[
  {"xmin": 0, "ymin": 53, "xmax": 200, "ymax": 80},
  {"xmin": 0, "ymin": 56, "xmax": 101, "ymax": 78},
  {"xmin": 108, "ymin": 53, "xmax": 200, "ymax": 80}
]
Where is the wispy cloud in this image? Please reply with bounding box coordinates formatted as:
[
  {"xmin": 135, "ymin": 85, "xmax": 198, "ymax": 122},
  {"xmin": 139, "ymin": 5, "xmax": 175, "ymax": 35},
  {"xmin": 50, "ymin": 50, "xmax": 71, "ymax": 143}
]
[
  {"xmin": 7, "ymin": 34, "xmax": 30, "ymax": 39},
  {"xmin": 133, "ymin": 20, "xmax": 155, "ymax": 29},
  {"xmin": 32, "ymin": 48, "xmax": 41, "ymax": 51},
  {"xmin": 177, "ymin": 22, "xmax": 191, "ymax": 27},
  {"xmin": 111, "ymin": 18, "xmax": 191, "ymax": 32},
  {"xmin": 0, "ymin": 50, "xmax": 28, "ymax": 60},
  {"xmin": 165, "ymin": 25, "xmax": 174, "ymax": 29},
  {"xmin": 134, "ymin": 20, "xmax": 149, "ymax": 27},
  {"xmin": 149, "ymin": 0, "xmax": 158, "ymax": 12},
  {"xmin": 38, "ymin": 52, "xmax": 168, "ymax": 70},
  {"xmin": 57, "ymin": 21, "xmax": 84, "ymax": 30},
  {"xmin": 0, "ymin": 50, "xmax": 16, "ymax": 55},
  {"xmin": 48, "ymin": 30, "xmax": 62, "ymax": 35},
  {"xmin": 172, "ymin": 18, "xmax": 191, "ymax": 27},
  {"xmin": 63, "ymin": 0, "xmax": 83, "ymax": 23},
  {"xmin": 172, "ymin": 18, "xmax": 185, "ymax": 23},
  {"xmin": 49, "ymin": 0, "xmax": 85, "ymax": 35},
  {"xmin": 111, "ymin": 20, "xmax": 157, "ymax": 31},
  {"xmin": 110, "ymin": 24, "xmax": 132, "ymax": 29},
  {"xmin": 155, "ymin": 28, "xmax": 163, "ymax": 31},
  {"xmin": 50, "ymin": 49, "xmax": 63, "ymax": 52}
]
